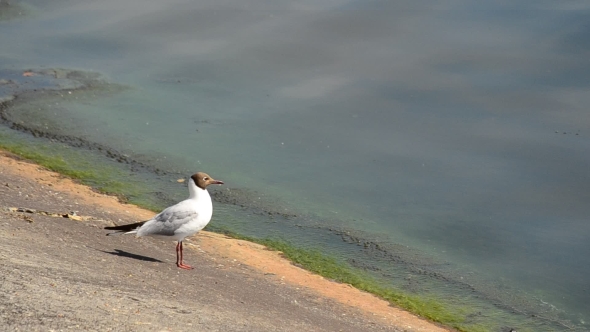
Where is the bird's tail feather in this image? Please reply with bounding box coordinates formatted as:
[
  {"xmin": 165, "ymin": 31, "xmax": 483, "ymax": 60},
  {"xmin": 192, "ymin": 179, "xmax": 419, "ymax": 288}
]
[{"xmin": 104, "ymin": 221, "xmax": 146, "ymax": 235}]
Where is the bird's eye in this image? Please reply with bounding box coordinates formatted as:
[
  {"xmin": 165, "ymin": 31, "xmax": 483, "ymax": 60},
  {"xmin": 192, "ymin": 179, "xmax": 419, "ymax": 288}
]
[{"xmin": 203, "ymin": 177, "xmax": 208, "ymax": 181}]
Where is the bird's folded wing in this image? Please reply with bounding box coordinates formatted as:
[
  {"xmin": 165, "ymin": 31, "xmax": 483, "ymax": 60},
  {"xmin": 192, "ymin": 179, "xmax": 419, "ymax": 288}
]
[{"xmin": 137, "ymin": 210, "xmax": 198, "ymax": 236}]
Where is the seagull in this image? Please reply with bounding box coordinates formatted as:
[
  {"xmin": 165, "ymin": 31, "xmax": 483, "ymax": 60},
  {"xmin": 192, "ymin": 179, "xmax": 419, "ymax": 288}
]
[{"xmin": 104, "ymin": 172, "xmax": 223, "ymax": 269}]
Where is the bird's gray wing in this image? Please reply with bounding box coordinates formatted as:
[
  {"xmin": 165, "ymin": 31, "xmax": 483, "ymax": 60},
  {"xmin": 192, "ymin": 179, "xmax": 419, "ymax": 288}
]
[{"xmin": 137, "ymin": 208, "xmax": 198, "ymax": 237}]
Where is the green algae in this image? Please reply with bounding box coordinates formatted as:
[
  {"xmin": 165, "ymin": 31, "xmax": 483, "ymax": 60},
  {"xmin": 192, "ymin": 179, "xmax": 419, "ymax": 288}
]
[
  {"xmin": 207, "ymin": 226, "xmax": 495, "ymax": 332},
  {"xmin": 0, "ymin": 133, "xmax": 165, "ymax": 212}
]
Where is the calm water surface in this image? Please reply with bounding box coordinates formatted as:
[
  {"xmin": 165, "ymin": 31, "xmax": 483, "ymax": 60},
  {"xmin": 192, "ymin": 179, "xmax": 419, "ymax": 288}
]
[{"xmin": 1, "ymin": 1, "xmax": 589, "ymax": 330}]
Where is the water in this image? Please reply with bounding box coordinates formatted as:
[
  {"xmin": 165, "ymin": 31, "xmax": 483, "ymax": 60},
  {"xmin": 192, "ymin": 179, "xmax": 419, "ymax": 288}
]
[{"xmin": 2, "ymin": 1, "xmax": 590, "ymax": 330}]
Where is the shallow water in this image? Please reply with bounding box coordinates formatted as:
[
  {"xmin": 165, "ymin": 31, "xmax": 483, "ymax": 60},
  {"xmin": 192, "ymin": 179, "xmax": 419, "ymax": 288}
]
[{"xmin": 1, "ymin": 1, "xmax": 590, "ymax": 330}]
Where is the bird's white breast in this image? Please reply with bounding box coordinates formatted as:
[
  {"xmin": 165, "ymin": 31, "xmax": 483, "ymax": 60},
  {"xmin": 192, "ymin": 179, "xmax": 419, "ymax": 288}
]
[{"xmin": 173, "ymin": 189, "xmax": 213, "ymax": 238}]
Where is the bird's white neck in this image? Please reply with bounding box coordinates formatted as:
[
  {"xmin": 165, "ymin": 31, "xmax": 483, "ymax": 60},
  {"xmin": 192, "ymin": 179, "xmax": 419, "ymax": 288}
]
[{"xmin": 188, "ymin": 179, "xmax": 209, "ymax": 200}]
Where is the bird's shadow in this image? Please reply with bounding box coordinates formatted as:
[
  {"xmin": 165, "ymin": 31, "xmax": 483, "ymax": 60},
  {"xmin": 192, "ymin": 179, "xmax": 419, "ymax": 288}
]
[{"xmin": 99, "ymin": 249, "xmax": 163, "ymax": 263}]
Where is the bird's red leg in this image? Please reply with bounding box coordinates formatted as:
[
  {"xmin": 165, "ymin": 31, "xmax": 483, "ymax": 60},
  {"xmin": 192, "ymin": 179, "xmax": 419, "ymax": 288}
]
[{"xmin": 176, "ymin": 241, "xmax": 193, "ymax": 270}]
